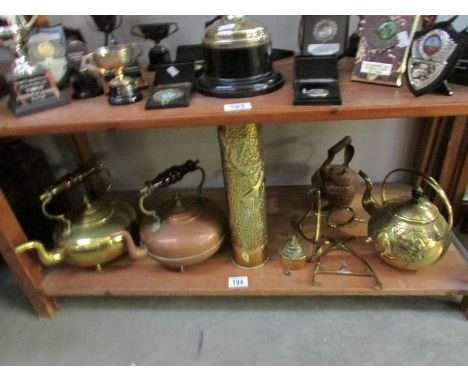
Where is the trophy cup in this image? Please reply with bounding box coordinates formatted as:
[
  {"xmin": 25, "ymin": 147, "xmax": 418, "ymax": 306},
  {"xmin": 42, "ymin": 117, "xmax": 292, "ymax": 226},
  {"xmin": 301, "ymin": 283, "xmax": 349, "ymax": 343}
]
[
  {"xmin": 81, "ymin": 43, "xmax": 143, "ymax": 105},
  {"xmin": 90, "ymin": 15, "xmax": 122, "ymax": 46},
  {"xmin": 0, "ymin": 15, "xmax": 69, "ymax": 116},
  {"xmin": 131, "ymin": 22, "xmax": 179, "ymax": 70}
]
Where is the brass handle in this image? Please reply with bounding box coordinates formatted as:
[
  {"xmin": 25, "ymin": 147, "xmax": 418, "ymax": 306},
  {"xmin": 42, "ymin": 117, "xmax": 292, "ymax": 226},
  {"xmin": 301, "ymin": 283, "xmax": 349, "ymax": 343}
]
[
  {"xmin": 80, "ymin": 52, "xmax": 104, "ymax": 77},
  {"xmin": 292, "ymin": 187, "xmax": 322, "ymax": 260},
  {"xmin": 139, "ymin": 160, "xmax": 205, "ymax": 221},
  {"xmin": 40, "ymin": 163, "xmax": 112, "ymax": 231},
  {"xmin": 381, "ymin": 168, "xmax": 453, "ymax": 231}
]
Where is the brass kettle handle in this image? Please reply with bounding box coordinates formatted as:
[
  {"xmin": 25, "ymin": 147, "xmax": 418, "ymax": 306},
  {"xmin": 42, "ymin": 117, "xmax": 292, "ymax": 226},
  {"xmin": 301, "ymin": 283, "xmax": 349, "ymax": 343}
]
[
  {"xmin": 381, "ymin": 168, "xmax": 453, "ymax": 231},
  {"xmin": 319, "ymin": 136, "xmax": 355, "ymax": 178},
  {"xmin": 139, "ymin": 160, "xmax": 205, "ymax": 221},
  {"xmin": 292, "ymin": 187, "xmax": 322, "ymax": 261},
  {"xmin": 40, "ymin": 162, "xmax": 112, "ymax": 232}
]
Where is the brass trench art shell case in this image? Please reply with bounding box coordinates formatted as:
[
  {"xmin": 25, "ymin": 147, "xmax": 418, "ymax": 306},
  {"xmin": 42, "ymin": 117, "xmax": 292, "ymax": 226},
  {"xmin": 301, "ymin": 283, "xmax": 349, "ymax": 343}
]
[{"xmin": 218, "ymin": 124, "xmax": 268, "ymax": 268}]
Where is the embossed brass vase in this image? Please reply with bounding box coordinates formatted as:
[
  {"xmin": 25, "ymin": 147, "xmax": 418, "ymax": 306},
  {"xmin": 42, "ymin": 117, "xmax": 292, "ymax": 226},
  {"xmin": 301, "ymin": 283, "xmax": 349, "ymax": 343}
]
[
  {"xmin": 14, "ymin": 163, "xmax": 146, "ymax": 270},
  {"xmin": 359, "ymin": 168, "xmax": 453, "ymax": 270}
]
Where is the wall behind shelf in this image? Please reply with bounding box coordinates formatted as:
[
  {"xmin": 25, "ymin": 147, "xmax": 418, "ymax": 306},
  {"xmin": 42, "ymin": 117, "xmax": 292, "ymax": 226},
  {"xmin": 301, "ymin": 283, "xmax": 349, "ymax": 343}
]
[
  {"xmin": 24, "ymin": 119, "xmax": 421, "ymax": 190},
  {"xmin": 21, "ymin": 15, "xmax": 460, "ymax": 189}
]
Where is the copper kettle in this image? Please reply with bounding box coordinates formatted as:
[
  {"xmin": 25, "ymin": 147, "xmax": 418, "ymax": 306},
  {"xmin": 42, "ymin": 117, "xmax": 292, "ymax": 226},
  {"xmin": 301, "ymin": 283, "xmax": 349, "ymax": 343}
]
[
  {"xmin": 312, "ymin": 136, "xmax": 360, "ymax": 209},
  {"xmin": 120, "ymin": 160, "xmax": 226, "ymax": 271}
]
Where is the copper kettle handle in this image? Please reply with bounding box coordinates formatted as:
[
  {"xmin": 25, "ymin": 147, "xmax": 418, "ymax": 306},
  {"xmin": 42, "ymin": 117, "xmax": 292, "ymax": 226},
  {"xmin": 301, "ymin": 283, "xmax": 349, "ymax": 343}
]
[
  {"xmin": 319, "ymin": 136, "xmax": 355, "ymax": 178},
  {"xmin": 381, "ymin": 168, "xmax": 453, "ymax": 231},
  {"xmin": 139, "ymin": 160, "xmax": 205, "ymax": 220},
  {"xmin": 40, "ymin": 162, "xmax": 112, "ymax": 232}
]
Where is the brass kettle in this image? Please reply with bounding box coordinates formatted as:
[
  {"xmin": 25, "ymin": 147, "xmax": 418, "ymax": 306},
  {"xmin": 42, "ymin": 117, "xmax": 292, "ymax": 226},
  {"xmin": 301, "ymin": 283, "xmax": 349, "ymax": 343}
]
[
  {"xmin": 15, "ymin": 163, "xmax": 146, "ymax": 270},
  {"xmin": 120, "ymin": 160, "xmax": 226, "ymax": 271},
  {"xmin": 359, "ymin": 168, "xmax": 453, "ymax": 270},
  {"xmin": 312, "ymin": 136, "xmax": 360, "ymax": 209}
]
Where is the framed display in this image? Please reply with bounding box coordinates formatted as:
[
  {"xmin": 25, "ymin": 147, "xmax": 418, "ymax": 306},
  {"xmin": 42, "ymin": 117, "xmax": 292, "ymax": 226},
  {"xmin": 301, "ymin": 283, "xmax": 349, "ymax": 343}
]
[
  {"xmin": 298, "ymin": 16, "xmax": 349, "ymax": 58},
  {"xmin": 351, "ymin": 16, "xmax": 420, "ymax": 87}
]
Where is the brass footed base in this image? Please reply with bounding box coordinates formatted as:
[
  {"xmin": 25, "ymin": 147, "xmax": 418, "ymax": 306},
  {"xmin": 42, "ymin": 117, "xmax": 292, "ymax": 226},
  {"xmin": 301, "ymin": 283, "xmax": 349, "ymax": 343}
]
[{"xmin": 231, "ymin": 244, "xmax": 269, "ymax": 269}]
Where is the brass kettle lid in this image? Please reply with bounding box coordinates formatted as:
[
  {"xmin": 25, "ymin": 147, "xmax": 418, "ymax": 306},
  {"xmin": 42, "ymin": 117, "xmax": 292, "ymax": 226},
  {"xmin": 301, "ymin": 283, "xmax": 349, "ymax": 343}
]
[
  {"xmin": 387, "ymin": 188, "xmax": 440, "ymax": 224},
  {"xmin": 71, "ymin": 197, "xmax": 114, "ymax": 226},
  {"xmin": 203, "ymin": 15, "xmax": 271, "ymax": 49}
]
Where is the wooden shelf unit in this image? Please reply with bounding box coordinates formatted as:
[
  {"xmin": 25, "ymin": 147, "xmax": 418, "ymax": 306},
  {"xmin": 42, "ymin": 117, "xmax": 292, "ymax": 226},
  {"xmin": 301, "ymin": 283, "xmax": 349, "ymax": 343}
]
[
  {"xmin": 40, "ymin": 186, "xmax": 468, "ymax": 298},
  {"xmin": 0, "ymin": 57, "xmax": 467, "ymax": 318}
]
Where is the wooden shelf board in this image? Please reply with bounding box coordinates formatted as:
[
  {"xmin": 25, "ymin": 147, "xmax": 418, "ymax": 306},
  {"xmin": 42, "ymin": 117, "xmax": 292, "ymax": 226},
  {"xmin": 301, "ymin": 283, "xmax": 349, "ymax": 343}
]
[
  {"xmin": 40, "ymin": 185, "xmax": 468, "ymax": 297},
  {"xmin": 2, "ymin": 58, "xmax": 468, "ymax": 138}
]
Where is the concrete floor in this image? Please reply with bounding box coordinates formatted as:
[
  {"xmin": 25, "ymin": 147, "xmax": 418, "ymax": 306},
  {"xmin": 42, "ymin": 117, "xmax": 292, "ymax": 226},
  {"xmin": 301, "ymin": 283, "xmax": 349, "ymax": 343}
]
[{"xmin": 1, "ymin": 233, "xmax": 467, "ymax": 365}]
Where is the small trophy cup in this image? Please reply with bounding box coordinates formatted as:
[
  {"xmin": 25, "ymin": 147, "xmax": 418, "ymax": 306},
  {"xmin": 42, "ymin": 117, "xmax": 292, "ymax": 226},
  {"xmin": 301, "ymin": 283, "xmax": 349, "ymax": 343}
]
[
  {"xmin": 0, "ymin": 15, "xmax": 69, "ymax": 117},
  {"xmin": 131, "ymin": 22, "xmax": 179, "ymax": 70},
  {"xmin": 90, "ymin": 15, "xmax": 121, "ymax": 46},
  {"xmin": 81, "ymin": 43, "xmax": 143, "ymax": 105}
]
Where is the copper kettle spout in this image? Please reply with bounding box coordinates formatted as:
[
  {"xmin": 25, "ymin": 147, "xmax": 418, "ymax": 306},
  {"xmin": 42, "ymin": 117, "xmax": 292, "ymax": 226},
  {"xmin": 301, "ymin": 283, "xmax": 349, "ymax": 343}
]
[
  {"xmin": 15, "ymin": 241, "xmax": 64, "ymax": 266},
  {"xmin": 358, "ymin": 170, "xmax": 382, "ymax": 217}
]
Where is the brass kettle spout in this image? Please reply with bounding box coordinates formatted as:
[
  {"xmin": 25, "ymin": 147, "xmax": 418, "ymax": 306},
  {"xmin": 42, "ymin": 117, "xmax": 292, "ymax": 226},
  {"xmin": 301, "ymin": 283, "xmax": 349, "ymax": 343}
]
[
  {"xmin": 113, "ymin": 231, "xmax": 148, "ymax": 260},
  {"xmin": 358, "ymin": 170, "xmax": 382, "ymax": 217},
  {"xmin": 15, "ymin": 241, "xmax": 63, "ymax": 266}
]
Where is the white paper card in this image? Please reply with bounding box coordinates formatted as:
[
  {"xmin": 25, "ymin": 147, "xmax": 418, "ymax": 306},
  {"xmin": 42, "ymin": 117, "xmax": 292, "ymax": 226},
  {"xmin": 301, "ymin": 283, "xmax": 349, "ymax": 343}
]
[
  {"xmin": 166, "ymin": 66, "xmax": 180, "ymax": 78},
  {"xmin": 361, "ymin": 61, "xmax": 393, "ymax": 77},
  {"xmin": 228, "ymin": 276, "xmax": 249, "ymax": 288},
  {"xmin": 397, "ymin": 31, "xmax": 410, "ymax": 48},
  {"xmin": 224, "ymin": 102, "xmax": 252, "ymax": 112}
]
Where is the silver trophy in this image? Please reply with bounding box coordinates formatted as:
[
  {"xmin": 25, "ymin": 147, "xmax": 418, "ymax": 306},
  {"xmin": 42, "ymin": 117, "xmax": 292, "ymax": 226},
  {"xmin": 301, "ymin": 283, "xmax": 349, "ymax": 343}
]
[{"xmin": 0, "ymin": 15, "xmax": 69, "ymax": 116}]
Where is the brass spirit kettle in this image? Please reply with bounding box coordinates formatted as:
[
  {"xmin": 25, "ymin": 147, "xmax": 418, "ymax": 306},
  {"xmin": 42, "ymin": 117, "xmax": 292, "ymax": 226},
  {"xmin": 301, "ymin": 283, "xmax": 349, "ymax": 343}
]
[
  {"xmin": 15, "ymin": 163, "xmax": 146, "ymax": 270},
  {"xmin": 120, "ymin": 160, "xmax": 225, "ymax": 271},
  {"xmin": 359, "ymin": 168, "xmax": 453, "ymax": 270},
  {"xmin": 312, "ymin": 136, "xmax": 360, "ymax": 209}
]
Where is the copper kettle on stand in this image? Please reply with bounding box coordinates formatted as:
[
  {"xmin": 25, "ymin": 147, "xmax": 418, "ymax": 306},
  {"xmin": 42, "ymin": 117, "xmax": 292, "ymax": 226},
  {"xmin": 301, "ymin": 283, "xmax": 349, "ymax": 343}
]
[{"xmin": 312, "ymin": 136, "xmax": 360, "ymax": 210}]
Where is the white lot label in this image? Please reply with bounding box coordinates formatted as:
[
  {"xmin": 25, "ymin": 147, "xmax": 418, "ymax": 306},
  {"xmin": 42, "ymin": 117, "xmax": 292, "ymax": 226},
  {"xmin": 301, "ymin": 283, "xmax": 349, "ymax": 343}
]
[
  {"xmin": 166, "ymin": 66, "xmax": 180, "ymax": 78},
  {"xmin": 224, "ymin": 102, "xmax": 252, "ymax": 112},
  {"xmin": 361, "ymin": 61, "xmax": 393, "ymax": 77},
  {"xmin": 228, "ymin": 276, "xmax": 249, "ymax": 288}
]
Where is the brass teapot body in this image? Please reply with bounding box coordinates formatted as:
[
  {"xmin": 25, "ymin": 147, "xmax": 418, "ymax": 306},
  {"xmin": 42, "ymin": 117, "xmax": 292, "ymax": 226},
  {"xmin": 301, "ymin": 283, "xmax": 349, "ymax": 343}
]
[
  {"xmin": 360, "ymin": 168, "xmax": 453, "ymax": 270},
  {"xmin": 15, "ymin": 163, "xmax": 146, "ymax": 270}
]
